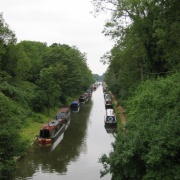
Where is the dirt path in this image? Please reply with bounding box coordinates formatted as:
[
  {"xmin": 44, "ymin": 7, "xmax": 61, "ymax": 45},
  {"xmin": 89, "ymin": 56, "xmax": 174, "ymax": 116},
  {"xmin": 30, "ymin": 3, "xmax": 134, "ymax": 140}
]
[{"xmin": 109, "ymin": 91, "xmax": 126, "ymax": 125}]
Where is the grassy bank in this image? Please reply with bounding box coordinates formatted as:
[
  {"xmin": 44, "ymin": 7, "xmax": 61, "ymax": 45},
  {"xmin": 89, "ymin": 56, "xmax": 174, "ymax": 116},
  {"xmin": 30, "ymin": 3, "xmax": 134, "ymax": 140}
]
[
  {"xmin": 20, "ymin": 111, "xmax": 57, "ymax": 144},
  {"xmin": 111, "ymin": 100, "xmax": 122, "ymax": 128}
]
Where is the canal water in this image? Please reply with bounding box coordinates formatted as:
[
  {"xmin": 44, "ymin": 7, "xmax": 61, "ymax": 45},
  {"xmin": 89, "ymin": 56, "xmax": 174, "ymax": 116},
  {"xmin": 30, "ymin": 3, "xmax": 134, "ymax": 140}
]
[{"xmin": 12, "ymin": 84, "xmax": 116, "ymax": 180}]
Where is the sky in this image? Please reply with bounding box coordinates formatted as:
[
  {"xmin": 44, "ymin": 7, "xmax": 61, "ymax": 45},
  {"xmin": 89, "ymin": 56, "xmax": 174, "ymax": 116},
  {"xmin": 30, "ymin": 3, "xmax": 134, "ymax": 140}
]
[{"xmin": 0, "ymin": 0, "xmax": 113, "ymax": 75}]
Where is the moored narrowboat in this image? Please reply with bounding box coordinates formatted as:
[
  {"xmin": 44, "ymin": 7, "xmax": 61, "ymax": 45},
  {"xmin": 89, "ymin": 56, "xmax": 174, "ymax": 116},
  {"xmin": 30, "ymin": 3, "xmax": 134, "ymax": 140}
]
[
  {"xmin": 105, "ymin": 99, "xmax": 113, "ymax": 109},
  {"xmin": 70, "ymin": 100, "xmax": 80, "ymax": 112},
  {"xmin": 86, "ymin": 89, "xmax": 92, "ymax": 98},
  {"xmin": 38, "ymin": 118, "xmax": 66, "ymax": 145},
  {"xmin": 103, "ymin": 87, "xmax": 107, "ymax": 93},
  {"xmin": 38, "ymin": 107, "xmax": 71, "ymax": 146},
  {"xmin": 79, "ymin": 93, "xmax": 88, "ymax": 103}
]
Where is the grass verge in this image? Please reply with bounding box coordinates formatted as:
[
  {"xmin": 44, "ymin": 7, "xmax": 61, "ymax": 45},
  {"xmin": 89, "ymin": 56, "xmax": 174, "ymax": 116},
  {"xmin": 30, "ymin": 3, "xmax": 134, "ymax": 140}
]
[{"xmin": 20, "ymin": 109, "xmax": 59, "ymax": 144}]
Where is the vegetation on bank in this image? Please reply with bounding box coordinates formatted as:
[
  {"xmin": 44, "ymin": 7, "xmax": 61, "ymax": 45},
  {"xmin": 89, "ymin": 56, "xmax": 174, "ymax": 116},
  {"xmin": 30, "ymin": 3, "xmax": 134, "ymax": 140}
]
[
  {"xmin": 101, "ymin": 72, "xmax": 180, "ymax": 179},
  {"xmin": 19, "ymin": 112, "xmax": 56, "ymax": 143},
  {"xmin": 0, "ymin": 13, "xmax": 94, "ymax": 179},
  {"xmin": 92, "ymin": 0, "xmax": 180, "ymax": 179}
]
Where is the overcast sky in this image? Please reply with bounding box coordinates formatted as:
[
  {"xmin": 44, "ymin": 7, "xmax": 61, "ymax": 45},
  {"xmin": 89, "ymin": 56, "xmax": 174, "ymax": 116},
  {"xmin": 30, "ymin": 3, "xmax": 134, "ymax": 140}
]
[{"xmin": 0, "ymin": 0, "xmax": 113, "ymax": 75}]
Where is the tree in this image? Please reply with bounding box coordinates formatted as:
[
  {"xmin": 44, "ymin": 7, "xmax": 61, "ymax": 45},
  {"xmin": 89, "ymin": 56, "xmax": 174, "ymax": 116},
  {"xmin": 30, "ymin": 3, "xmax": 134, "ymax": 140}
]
[
  {"xmin": 17, "ymin": 41, "xmax": 47, "ymax": 83},
  {"xmin": 0, "ymin": 13, "xmax": 16, "ymax": 45},
  {"xmin": 42, "ymin": 44, "xmax": 93, "ymax": 102},
  {"xmin": 0, "ymin": 13, "xmax": 17, "ymax": 79},
  {"xmin": 100, "ymin": 72, "xmax": 180, "ymax": 179},
  {"xmin": 0, "ymin": 92, "xmax": 29, "ymax": 180},
  {"xmin": 37, "ymin": 66, "xmax": 63, "ymax": 113}
]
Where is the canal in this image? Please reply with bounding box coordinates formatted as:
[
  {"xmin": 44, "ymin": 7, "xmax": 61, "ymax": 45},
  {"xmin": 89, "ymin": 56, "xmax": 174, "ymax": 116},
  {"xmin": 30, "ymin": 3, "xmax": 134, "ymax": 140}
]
[{"xmin": 12, "ymin": 84, "xmax": 116, "ymax": 180}]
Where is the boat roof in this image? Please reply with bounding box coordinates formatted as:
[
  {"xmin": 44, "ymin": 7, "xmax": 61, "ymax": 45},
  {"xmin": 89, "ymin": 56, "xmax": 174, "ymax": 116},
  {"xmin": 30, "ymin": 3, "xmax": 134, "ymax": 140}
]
[
  {"xmin": 57, "ymin": 107, "xmax": 70, "ymax": 113},
  {"xmin": 71, "ymin": 100, "xmax": 79, "ymax": 104},
  {"xmin": 41, "ymin": 119, "xmax": 62, "ymax": 131},
  {"xmin": 86, "ymin": 89, "xmax": 91, "ymax": 93},
  {"xmin": 106, "ymin": 109, "xmax": 115, "ymax": 116}
]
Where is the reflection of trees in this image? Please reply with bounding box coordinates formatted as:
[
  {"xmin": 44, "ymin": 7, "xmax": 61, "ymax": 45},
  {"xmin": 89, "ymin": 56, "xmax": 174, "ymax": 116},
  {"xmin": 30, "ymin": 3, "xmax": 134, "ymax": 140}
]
[
  {"xmin": 104, "ymin": 126, "xmax": 117, "ymax": 134},
  {"xmin": 12, "ymin": 100, "xmax": 93, "ymax": 179}
]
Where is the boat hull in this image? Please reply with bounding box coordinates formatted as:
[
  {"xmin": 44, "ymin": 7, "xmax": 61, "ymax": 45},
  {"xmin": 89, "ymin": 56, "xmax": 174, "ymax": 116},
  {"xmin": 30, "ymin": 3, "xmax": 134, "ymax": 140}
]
[{"xmin": 71, "ymin": 107, "xmax": 80, "ymax": 112}]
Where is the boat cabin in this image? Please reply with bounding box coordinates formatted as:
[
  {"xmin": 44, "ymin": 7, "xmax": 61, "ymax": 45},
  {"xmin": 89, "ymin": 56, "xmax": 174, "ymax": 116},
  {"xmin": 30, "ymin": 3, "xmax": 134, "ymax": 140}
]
[
  {"xmin": 104, "ymin": 93, "xmax": 111, "ymax": 100},
  {"xmin": 105, "ymin": 99, "xmax": 113, "ymax": 109},
  {"xmin": 105, "ymin": 109, "xmax": 117, "ymax": 124},
  {"xmin": 56, "ymin": 107, "xmax": 71, "ymax": 122},
  {"xmin": 86, "ymin": 89, "xmax": 92, "ymax": 97},
  {"xmin": 38, "ymin": 118, "xmax": 65, "ymax": 145}
]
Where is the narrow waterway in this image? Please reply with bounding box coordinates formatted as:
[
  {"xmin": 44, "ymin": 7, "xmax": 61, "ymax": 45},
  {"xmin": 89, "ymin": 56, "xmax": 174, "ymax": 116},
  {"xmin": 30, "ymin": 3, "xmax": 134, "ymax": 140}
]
[{"xmin": 12, "ymin": 84, "xmax": 116, "ymax": 180}]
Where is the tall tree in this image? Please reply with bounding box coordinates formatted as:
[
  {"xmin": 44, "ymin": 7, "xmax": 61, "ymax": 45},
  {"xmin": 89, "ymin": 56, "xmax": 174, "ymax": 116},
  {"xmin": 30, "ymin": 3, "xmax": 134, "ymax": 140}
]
[
  {"xmin": 37, "ymin": 66, "xmax": 64, "ymax": 113},
  {"xmin": 17, "ymin": 41, "xmax": 47, "ymax": 83}
]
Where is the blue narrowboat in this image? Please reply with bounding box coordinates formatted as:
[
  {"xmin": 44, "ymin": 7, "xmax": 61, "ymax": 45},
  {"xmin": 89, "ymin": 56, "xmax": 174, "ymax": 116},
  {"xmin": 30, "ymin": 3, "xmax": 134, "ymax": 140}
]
[{"xmin": 70, "ymin": 100, "xmax": 80, "ymax": 112}]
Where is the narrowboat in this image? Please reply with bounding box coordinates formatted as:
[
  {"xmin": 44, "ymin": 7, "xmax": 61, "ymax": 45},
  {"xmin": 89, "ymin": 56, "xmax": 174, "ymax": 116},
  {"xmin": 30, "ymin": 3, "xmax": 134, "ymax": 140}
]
[
  {"xmin": 105, "ymin": 99, "xmax": 113, "ymax": 109},
  {"xmin": 38, "ymin": 118, "xmax": 66, "ymax": 145},
  {"xmin": 38, "ymin": 107, "xmax": 71, "ymax": 146},
  {"xmin": 84, "ymin": 92, "xmax": 89, "ymax": 100},
  {"xmin": 104, "ymin": 109, "xmax": 117, "ymax": 125},
  {"xmin": 86, "ymin": 89, "xmax": 92, "ymax": 98},
  {"xmin": 70, "ymin": 100, "xmax": 80, "ymax": 112},
  {"xmin": 79, "ymin": 93, "xmax": 88, "ymax": 103},
  {"xmin": 103, "ymin": 87, "xmax": 107, "ymax": 93},
  {"xmin": 56, "ymin": 107, "xmax": 71, "ymax": 122}
]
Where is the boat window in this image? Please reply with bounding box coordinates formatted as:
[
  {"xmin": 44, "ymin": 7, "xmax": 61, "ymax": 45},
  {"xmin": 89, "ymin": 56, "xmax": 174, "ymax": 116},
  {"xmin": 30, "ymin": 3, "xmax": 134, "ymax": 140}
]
[
  {"xmin": 106, "ymin": 116, "xmax": 115, "ymax": 123},
  {"xmin": 40, "ymin": 130, "xmax": 50, "ymax": 138},
  {"xmin": 71, "ymin": 104, "xmax": 78, "ymax": 107}
]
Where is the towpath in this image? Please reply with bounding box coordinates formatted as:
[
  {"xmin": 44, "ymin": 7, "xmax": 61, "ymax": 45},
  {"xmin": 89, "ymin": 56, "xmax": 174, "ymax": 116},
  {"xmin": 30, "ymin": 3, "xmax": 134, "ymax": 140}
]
[{"xmin": 109, "ymin": 91, "xmax": 126, "ymax": 125}]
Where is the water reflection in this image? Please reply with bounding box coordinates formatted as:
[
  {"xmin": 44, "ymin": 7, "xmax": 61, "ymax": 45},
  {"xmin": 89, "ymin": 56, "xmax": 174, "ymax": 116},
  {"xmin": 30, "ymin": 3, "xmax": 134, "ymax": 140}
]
[
  {"xmin": 104, "ymin": 125, "xmax": 118, "ymax": 134},
  {"xmin": 12, "ymin": 85, "xmax": 114, "ymax": 180}
]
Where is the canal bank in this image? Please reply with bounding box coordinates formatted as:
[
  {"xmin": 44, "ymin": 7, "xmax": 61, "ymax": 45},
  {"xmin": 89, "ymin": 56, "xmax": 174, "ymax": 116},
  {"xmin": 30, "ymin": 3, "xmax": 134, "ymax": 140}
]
[{"xmin": 109, "ymin": 91, "xmax": 126, "ymax": 126}]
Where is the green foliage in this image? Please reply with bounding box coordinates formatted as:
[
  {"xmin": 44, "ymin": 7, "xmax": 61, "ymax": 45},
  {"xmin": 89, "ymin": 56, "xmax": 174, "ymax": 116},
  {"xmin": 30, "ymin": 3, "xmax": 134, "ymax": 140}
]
[
  {"xmin": 0, "ymin": 80, "xmax": 37, "ymax": 112},
  {"xmin": 0, "ymin": 92, "xmax": 29, "ymax": 179},
  {"xmin": 18, "ymin": 41, "xmax": 47, "ymax": 82},
  {"xmin": 42, "ymin": 43, "xmax": 93, "ymax": 101},
  {"xmin": 100, "ymin": 72, "xmax": 180, "ymax": 179},
  {"xmin": 37, "ymin": 66, "xmax": 62, "ymax": 113}
]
